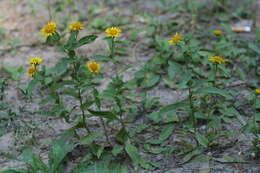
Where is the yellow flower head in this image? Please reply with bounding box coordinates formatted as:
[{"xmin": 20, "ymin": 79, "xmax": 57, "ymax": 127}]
[
  {"xmin": 86, "ymin": 61, "xmax": 100, "ymax": 73},
  {"xmin": 213, "ymin": 29, "xmax": 222, "ymax": 36},
  {"xmin": 29, "ymin": 57, "xmax": 43, "ymax": 65},
  {"xmin": 41, "ymin": 22, "xmax": 57, "ymax": 37},
  {"xmin": 168, "ymin": 32, "xmax": 182, "ymax": 45},
  {"xmin": 27, "ymin": 66, "xmax": 37, "ymax": 77},
  {"xmin": 256, "ymin": 89, "xmax": 260, "ymax": 94},
  {"xmin": 208, "ymin": 56, "xmax": 228, "ymax": 64},
  {"xmin": 105, "ymin": 27, "xmax": 121, "ymax": 38},
  {"xmin": 69, "ymin": 22, "xmax": 84, "ymax": 31}
]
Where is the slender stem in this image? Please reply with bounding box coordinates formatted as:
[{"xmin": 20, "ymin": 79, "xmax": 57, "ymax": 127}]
[
  {"xmin": 212, "ymin": 63, "xmax": 218, "ymax": 87},
  {"xmin": 110, "ymin": 38, "xmax": 115, "ymax": 59},
  {"xmin": 47, "ymin": 0, "xmax": 52, "ymax": 21},
  {"xmin": 72, "ymin": 61, "xmax": 90, "ymax": 133},
  {"xmin": 188, "ymin": 87, "xmax": 196, "ymax": 132},
  {"xmin": 254, "ymin": 96, "xmax": 259, "ymax": 133},
  {"xmin": 78, "ymin": 88, "xmax": 91, "ymax": 133},
  {"xmin": 94, "ymin": 89, "xmax": 111, "ymax": 145},
  {"xmin": 99, "ymin": 117, "xmax": 111, "ymax": 145}
]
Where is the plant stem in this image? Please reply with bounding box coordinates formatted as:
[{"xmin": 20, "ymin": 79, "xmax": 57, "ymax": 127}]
[
  {"xmin": 78, "ymin": 88, "xmax": 91, "ymax": 133},
  {"xmin": 99, "ymin": 117, "xmax": 111, "ymax": 145},
  {"xmin": 188, "ymin": 87, "xmax": 196, "ymax": 132},
  {"xmin": 110, "ymin": 38, "xmax": 115, "ymax": 59},
  {"xmin": 213, "ymin": 63, "xmax": 218, "ymax": 87},
  {"xmin": 47, "ymin": 0, "xmax": 52, "ymax": 21},
  {"xmin": 72, "ymin": 61, "xmax": 90, "ymax": 133},
  {"xmin": 254, "ymin": 96, "xmax": 259, "ymax": 133}
]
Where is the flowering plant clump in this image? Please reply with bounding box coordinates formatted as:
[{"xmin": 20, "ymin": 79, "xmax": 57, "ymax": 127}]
[
  {"xmin": 41, "ymin": 22, "xmax": 57, "ymax": 37},
  {"xmin": 4, "ymin": 4, "xmax": 259, "ymax": 171},
  {"xmin": 27, "ymin": 57, "xmax": 43, "ymax": 78},
  {"xmin": 69, "ymin": 22, "xmax": 84, "ymax": 31}
]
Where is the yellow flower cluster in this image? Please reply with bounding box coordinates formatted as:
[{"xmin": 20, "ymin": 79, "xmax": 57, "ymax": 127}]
[
  {"xmin": 208, "ymin": 56, "xmax": 228, "ymax": 64},
  {"xmin": 105, "ymin": 27, "xmax": 122, "ymax": 38},
  {"xmin": 256, "ymin": 89, "xmax": 260, "ymax": 94},
  {"xmin": 168, "ymin": 32, "xmax": 182, "ymax": 45},
  {"xmin": 86, "ymin": 61, "xmax": 100, "ymax": 73},
  {"xmin": 41, "ymin": 22, "xmax": 57, "ymax": 37},
  {"xmin": 213, "ymin": 29, "xmax": 222, "ymax": 36},
  {"xmin": 27, "ymin": 57, "xmax": 43, "ymax": 77},
  {"xmin": 69, "ymin": 22, "xmax": 84, "ymax": 31}
]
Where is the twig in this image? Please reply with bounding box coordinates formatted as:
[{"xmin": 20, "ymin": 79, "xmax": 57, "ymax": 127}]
[{"xmin": 47, "ymin": 0, "xmax": 52, "ymax": 21}]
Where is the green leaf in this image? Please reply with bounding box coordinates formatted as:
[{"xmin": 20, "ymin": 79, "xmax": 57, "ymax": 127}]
[
  {"xmin": 90, "ymin": 143, "xmax": 104, "ymax": 159},
  {"xmin": 182, "ymin": 148, "xmax": 203, "ymax": 164},
  {"xmin": 46, "ymin": 32, "xmax": 60, "ymax": 44},
  {"xmin": 195, "ymin": 132, "xmax": 208, "ymax": 148},
  {"xmin": 195, "ymin": 87, "xmax": 232, "ymax": 99},
  {"xmin": 248, "ymin": 43, "xmax": 260, "ymax": 55},
  {"xmin": 168, "ymin": 61, "xmax": 182, "ymax": 80},
  {"xmin": 26, "ymin": 78, "xmax": 38, "ymax": 96},
  {"xmin": 125, "ymin": 140, "xmax": 141, "ymax": 167},
  {"xmin": 159, "ymin": 101, "xmax": 189, "ymax": 115},
  {"xmin": 147, "ymin": 125, "xmax": 174, "ymax": 144},
  {"xmin": 159, "ymin": 125, "xmax": 174, "ymax": 141},
  {"xmin": 116, "ymin": 128, "xmax": 128, "ymax": 144},
  {"xmin": 88, "ymin": 109, "xmax": 118, "ymax": 120},
  {"xmin": 0, "ymin": 169, "xmax": 27, "ymax": 173},
  {"xmin": 49, "ymin": 141, "xmax": 75, "ymax": 172},
  {"xmin": 21, "ymin": 149, "xmax": 49, "ymax": 172},
  {"xmin": 80, "ymin": 132, "xmax": 102, "ymax": 145},
  {"xmin": 93, "ymin": 88, "xmax": 101, "ymax": 109},
  {"xmin": 112, "ymin": 145, "xmax": 124, "ymax": 156},
  {"xmin": 90, "ymin": 55, "xmax": 109, "ymax": 61},
  {"xmin": 62, "ymin": 88, "xmax": 79, "ymax": 99},
  {"xmin": 3, "ymin": 66, "xmax": 24, "ymax": 81},
  {"xmin": 141, "ymin": 73, "xmax": 160, "ymax": 88},
  {"xmin": 147, "ymin": 112, "xmax": 162, "ymax": 123},
  {"xmin": 72, "ymin": 35, "xmax": 97, "ymax": 49}
]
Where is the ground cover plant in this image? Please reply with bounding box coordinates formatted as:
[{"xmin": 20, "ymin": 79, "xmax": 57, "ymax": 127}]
[{"xmin": 0, "ymin": 0, "xmax": 260, "ymax": 172}]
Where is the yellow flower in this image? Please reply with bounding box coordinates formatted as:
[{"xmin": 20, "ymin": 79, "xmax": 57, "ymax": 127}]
[
  {"xmin": 256, "ymin": 89, "xmax": 260, "ymax": 94},
  {"xmin": 213, "ymin": 29, "xmax": 222, "ymax": 36},
  {"xmin": 27, "ymin": 66, "xmax": 37, "ymax": 77},
  {"xmin": 208, "ymin": 56, "xmax": 228, "ymax": 64},
  {"xmin": 41, "ymin": 22, "xmax": 57, "ymax": 37},
  {"xmin": 86, "ymin": 61, "xmax": 100, "ymax": 73},
  {"xmin": 69, "ymin": 22, "xmax": 84, "ymax": 31},
  {"xmin": 168, "ymin": 32, "xmax": 182, "ymax": 45},
  {"xmin": 105, "ymin": 27, "xmax": 121, "ymax": 38},
  {"xmin": 29, "ymin": 57, "xmax": 43, "ymax": 65}
]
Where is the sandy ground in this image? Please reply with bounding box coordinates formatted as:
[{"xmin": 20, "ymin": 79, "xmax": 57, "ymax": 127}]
[{"xmin": 0, "ymin": 0, "xmax": 260, "ymax": 172}]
